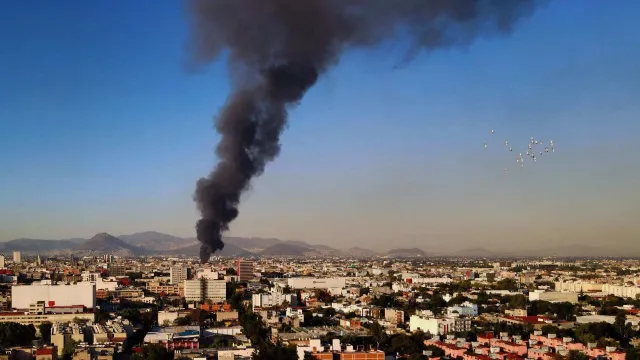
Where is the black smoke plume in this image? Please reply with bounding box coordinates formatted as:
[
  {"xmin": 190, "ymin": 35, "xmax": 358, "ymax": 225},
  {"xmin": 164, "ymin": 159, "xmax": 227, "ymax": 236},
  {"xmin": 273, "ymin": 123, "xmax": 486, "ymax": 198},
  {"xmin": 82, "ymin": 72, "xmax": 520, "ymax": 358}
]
[{"xmin": 188, "ymin": 0, "xmax": 542, "ymax": 263}]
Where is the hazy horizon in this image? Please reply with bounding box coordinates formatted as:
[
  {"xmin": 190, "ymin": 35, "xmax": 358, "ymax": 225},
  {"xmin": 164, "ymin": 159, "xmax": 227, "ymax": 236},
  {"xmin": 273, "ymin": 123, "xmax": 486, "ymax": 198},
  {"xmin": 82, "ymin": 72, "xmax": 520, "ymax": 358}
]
[{"xmin": 1, "ymin": 1, "xmax": 639, "ymax": 253}]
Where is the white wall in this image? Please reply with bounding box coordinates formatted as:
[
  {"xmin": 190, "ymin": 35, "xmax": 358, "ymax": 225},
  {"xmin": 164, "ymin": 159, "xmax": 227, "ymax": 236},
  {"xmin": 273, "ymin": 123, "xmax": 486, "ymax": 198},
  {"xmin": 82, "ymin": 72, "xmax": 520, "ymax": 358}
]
[
  {"xmin": 12, "ymin": 283, "xmax": 96, "ymax": 309},
  {"xmin": 287, "ymin": 277, "xmax": 345, "ymax": 290}
]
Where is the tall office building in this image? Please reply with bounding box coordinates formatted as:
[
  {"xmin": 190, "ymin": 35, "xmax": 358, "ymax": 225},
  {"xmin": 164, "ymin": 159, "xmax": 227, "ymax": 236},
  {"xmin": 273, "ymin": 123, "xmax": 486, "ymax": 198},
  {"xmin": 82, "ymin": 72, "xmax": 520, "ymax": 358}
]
[
  {"xmin": 108, "ymin": 264, "xmax": 127, "ymax": 277},
  {"xmin": 183, "ymin": 278, "xmax": 226, "ymax": 303},
  {"xmin": 183, "ymin": 280, "xmax": 203, "ymax": 303},
  {"xmin": 170, "ymin": 266, "xmax": 188, "ymax": 285},
  {"xmin": 13, "ymin": 251, "xmax": 21, "ymax": 263},
  {"xmin": 236, "ymin": 260, "xmax": 254, "ymax": 282},
  {"xmin": 0, "ymin": 255, "xmax": 5, "ymax": 269}
]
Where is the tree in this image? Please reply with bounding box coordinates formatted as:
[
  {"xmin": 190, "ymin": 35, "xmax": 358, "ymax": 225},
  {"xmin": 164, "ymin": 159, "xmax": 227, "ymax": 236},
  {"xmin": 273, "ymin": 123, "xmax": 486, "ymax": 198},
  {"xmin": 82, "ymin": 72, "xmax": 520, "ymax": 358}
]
[
  {"xmin": 226, "ymin": 267, "xmax": 237, "ymax": 275},
  {"xmin": 62, "ymin": 339, "xmax": 79, "ymax": 360},
  {"xmin": 508, "ymin": 295, "xmax": 527, "ymax": 309},
  {"xmin": 568, "ymin": 351, "xmax": 590, "ymax": 360},
  {"xmin": 174, "ymin": 316, "xmax": 192, "ymax": 326},
  {"xmin": 38, "ymin": 322, "xmax": 53, "ymax": 344},
  {"xmin": 0, "ymin": 322, "xmax": 36, "ymax": 347},
  {"xmin": 118, "ymin": 308, "xmax": 142, "ymax": 324},
  {"xmin": 496, "ymin": 278, "xmax": 518, "ymax": 292},
  {"xmin": 131, "ymin": 344, "xmax": 172, "ymax": 360}
]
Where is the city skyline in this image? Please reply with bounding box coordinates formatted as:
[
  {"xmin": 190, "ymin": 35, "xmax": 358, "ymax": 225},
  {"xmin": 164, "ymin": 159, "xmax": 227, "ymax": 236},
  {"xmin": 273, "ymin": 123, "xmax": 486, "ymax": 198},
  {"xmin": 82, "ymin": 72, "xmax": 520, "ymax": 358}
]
[{"xmin": 1, "ymin": 1, "xmax": 639, "ymax": 252}]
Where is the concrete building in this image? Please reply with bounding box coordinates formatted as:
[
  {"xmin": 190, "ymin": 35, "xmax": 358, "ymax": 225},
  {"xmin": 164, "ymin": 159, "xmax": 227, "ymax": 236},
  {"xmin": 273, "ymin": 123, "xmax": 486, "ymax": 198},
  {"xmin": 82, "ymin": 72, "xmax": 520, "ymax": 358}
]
[
  {"xmin": 184, "ymin": 280, "xmax": 202, "ymax": 303},
  {"xmin": 0, "ymin": 309, "xmax": 94, "ymax": 326},
  {"xmin": 529, "ymin": 291, "xmax": 578, "ymax": 304},
  {"xmin": 204, "ymin": 279, "xmax": 226, "ymax": 303},
  {"xmin": 170, "ymin": 266, "xmax": 188, "ymax": 285},
  {"xmin": 0, "ymin": 255, "xmax": 4, "ymax": 268},
  {"xmin": 409, "ymin": 315, "xmax": 439, "ymax": 334},
  {"xmin": 252, "ymin": 293, "xmax": 298, "ymax": 310},
  {"xmin": 447, "ymin": 302, "xmax": 479, "ymax": 317},
  {"xmin": 11, "ymin": 282, "xmax": 96, "ymax": 309},
  {"xmin": 601, "ymin": 284, "xmax": 640, "ymax": 299},
  {"xmin": 13, "ymin": 251, "xmax": 21, "ymax": 263},
  {"xmin": 555, "ymin": 281, "xmax": 603, "ymax": 293},
  {"xmin": 384, "ymin": 308, "xmax": 404, "ymax": 325},
  {"xmin": 183, "ymin": 279, "xmax": 226, "ymax": 303},
  {"xmin": 51, "ymin": 323, "xmax": 85, "ymax": 355},
  {"xmin": 236, "ymin": 260, "xmax": 254, "ymax": 282},
  {"xmin": 107, "ymin": 264, "xmax": 127, "ymax": 277},
  {"xmin": 286, "ymin": 277, "xmax": 346, "ymax": 290}
]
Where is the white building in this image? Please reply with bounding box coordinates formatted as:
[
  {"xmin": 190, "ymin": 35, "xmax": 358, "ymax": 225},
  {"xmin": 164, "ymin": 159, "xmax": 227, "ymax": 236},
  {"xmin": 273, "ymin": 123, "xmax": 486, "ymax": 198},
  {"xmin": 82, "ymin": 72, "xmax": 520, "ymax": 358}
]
[
  {"xmin": 184, "ymin": 280, "xmax": 203, "ymax": 303},
  {"xmin": 81, "ymin": 272, "xmax": 100, "ymax": 282},
  {"xmin": 601, "ymin": 284, "xmax": 640, "ymax": 299},
  {"xmin": 197, "ymin": 269, "xmax": 219, "ymax": 279},
  {"xmin": 555, "ymin": 281, "xmax": 603, "ymax": 293},
  {"xmin": 11, "ymin": 282, "xmax": 96, "ymax": 309},
  {"xmin": 0, "ymin": 255, "xmax": 4, "ymax": 268},
  {"xmin": 447, "ymin": 302, "xmax": 479, "ymax": 317},
  {"xmin": 13, "ymin": 251, "xmax": 21, "ymax": 263},
  {"xmin": 170, "ymin": 266, "xmax": 187, "ymax": 285},
  {"xmin": 529, "ymin": 290, "xmax": 578, "ymax": 304},
  {"xmin": 409, "ymin": 315, "xmax": 439, "ymax": 334},
  {"xmin": 183, "ymin": 279, "xmax": 226, "ymax": 303},
  {"xmin": 287, "ymin": 277, "xmax": 345, "ymax": 290},
  {"xmin": 252, "ymin": 292, "xmax": 297, "ymax": 310},
  {"xmin": 204, "ymin": 279, "xmax": 226, "ymax": 303}
]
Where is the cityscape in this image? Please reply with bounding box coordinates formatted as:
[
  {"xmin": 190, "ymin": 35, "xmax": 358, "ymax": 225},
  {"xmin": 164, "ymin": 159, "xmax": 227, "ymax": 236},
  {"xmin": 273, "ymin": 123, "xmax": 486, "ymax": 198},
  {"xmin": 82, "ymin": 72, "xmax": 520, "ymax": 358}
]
[
  {"xmin": 2, "ymin": 1, "xmax": 640, "ymax": 360},
  {"xmin": 0, "ymin": 238, "xmax": 639, "ymax": 360}
]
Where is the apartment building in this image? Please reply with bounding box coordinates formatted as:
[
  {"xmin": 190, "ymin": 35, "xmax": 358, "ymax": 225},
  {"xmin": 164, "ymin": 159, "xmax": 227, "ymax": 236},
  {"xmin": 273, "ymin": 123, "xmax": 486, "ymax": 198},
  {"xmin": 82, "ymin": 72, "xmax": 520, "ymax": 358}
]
[
  {"xmin": 170, "ymin": 266, "xmax": 188, "ymax": 285},
  {"xmin": 236, "ymin": 260, "xmax": 254, "ymax": 282}
]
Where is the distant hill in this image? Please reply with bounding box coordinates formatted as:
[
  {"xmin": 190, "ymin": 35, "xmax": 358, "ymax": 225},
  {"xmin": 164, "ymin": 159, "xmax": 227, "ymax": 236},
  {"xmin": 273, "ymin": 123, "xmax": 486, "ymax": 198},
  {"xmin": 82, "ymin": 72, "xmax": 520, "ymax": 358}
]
[
  {"xmin": 119, "ymin": 231, "xmax": 194, "ymax": 250},
  {"xmin": 521, "ymin": 244, "xmax": 617, "ymax": 258},
  {"xmin": 225, "ymin": 237, "xmax": 282, "ymax": 250},
  {"xmin": 387, "ymin": 248, "xmax": 427, "ymax": 257},
  {"xmin": 0, "ymin": 239, "xmax": 79, "ymax": 253},
  {"xmin": 170, "ymin": 242, "xmax": 252, "ymax": 257},
  {"xmin": 344, "ymin": 247, "xmax": 379, "ymax": 257},
  {"xmin": 75, "ymin": 233, "xmax": 146, "ymax": 255},
  {"xmin": 260, "ymin": 243, "xmax": 309, "ymax": 256},
  {"xmin": 452, "ymin": 248, "xmax": 496, "ymax": 257}
]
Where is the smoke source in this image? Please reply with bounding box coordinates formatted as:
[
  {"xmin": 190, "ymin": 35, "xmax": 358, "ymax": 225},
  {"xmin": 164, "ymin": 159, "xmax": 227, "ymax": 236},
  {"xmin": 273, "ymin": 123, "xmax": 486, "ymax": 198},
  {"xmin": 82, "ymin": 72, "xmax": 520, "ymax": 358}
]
[{"xmin": 188, "ymin": 0, "xmax": 542, "ymax": 263}]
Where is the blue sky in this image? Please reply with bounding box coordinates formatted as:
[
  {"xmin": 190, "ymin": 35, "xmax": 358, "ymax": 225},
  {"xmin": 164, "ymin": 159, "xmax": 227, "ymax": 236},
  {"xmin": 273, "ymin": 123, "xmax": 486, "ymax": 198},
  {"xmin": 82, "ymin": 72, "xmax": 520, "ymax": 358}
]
[{"xmin": 1, "ymin": 1, "xmax": 639, "ymax": 251}]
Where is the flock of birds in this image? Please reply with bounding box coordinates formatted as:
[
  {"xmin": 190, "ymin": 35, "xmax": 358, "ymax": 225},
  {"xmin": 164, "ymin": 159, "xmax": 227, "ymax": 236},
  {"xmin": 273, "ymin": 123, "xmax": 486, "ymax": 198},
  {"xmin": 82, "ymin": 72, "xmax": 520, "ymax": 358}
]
[{"xmin": 484, "ymin": 129, "xmax": 556, "ymax": 173}]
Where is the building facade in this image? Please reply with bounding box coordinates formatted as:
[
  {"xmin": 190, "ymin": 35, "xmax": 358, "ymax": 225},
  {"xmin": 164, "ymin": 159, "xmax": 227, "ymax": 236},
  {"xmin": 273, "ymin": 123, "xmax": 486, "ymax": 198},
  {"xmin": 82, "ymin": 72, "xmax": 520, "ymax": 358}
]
[
  {"xmin": 170, "ymin": 266, "xmax": 188, "ymax": 285},
  {"xmin": 236, "ymin": 260, "xmax": 254, "ymax": 282}
]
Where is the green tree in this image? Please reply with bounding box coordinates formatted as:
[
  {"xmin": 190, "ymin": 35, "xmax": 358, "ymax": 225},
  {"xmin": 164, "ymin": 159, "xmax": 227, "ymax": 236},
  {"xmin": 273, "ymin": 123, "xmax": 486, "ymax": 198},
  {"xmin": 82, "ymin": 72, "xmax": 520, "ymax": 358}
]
[
  {"xmin": 38, "ymin": 322, "xmax": 53, "ymax": 344},
  {"xmin": 509, "ymin": 294, "xmax": 527, "ymax": 309},
  {"xmin": 0, "ymin": 322, "xmax": 36, "ymax": 347},
  {"xmin": 568, "ymin": 350, "xmax": 591, "ymax": 360},
  {"xmin": 226, "ymin": 267, "xmax": 237, "ymax": 275},
  {"xmin": 626, "ymin": 347, "xmax": 640, "ymax": 360},
  {"xmin": 496, "ymin": 278, "xmax": 518, "ymax": 292},
  {"xmin": 118, "ymin": 308, "xmax": 142, "ymax": 324},
  {"xmin": 62, "ymin": 339, "xmax": 79, "ymax": 360},
  {"xmin": 131, "ymin": 344, "xmax": 173, "ymax": 360}
]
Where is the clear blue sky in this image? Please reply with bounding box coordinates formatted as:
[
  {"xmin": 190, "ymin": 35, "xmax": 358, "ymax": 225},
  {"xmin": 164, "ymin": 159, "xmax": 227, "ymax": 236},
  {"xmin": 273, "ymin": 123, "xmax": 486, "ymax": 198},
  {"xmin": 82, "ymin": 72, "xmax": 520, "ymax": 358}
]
[{"xmin": 1, "ymin": 0, "xmax": 639, "ymax": 252}]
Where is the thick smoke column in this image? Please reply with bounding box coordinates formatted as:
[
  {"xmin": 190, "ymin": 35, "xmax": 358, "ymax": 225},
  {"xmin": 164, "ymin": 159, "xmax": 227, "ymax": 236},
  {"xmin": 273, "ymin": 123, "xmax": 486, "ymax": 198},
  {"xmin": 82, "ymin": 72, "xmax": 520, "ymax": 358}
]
[{"xmin": 188, "ymin": 0, "xmax": 541, "ymax": 263}]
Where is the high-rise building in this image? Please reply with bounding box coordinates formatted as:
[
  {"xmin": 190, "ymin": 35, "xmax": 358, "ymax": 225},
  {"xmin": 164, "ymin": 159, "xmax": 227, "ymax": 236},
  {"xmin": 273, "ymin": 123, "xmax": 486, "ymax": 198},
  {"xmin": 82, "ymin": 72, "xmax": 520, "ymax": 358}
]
[
  {"xmin": 204, "ymin": 279, "xmax": 226, "ymax": 303},
  {"xmin": 184, "ymin": 280, "xmax": 203, "ymax": 303},
  {"xmin": 108, "ymin": 264, "xmax": 127, "ymax": 277},
  {"xmin": 70, "ymin": 254, "xmax": 77, "ymax": 265},
  {"xmin": 0, "ymin": 255, "xmax": 5, "ymax": 268},
  {"xmin": 236, "ymin": 260, "xmax": 254, "ymax": 282},
  {"xmin": 170, "ymin": 266, "xmax": 188, "ymax": 284},
  {"xmin": 13, "ymin": 251, "xmax": 21, "ymax": 263}
]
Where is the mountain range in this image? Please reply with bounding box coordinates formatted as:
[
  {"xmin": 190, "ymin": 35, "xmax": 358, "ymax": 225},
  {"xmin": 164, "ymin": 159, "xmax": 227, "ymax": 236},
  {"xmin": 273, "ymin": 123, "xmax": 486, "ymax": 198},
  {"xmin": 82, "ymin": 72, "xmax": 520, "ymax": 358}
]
[
  {"xmin": 1, "ymin": 232, "xmax": 634, "ymax": 258},
  {"xmin": 0, "ymin": 231, "xmax": 385, "ymax": 258}
]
